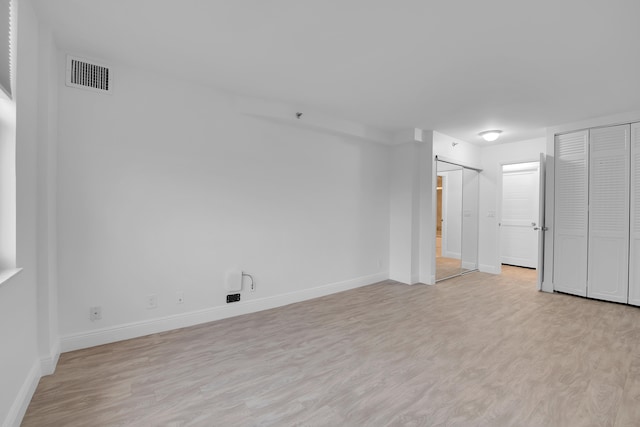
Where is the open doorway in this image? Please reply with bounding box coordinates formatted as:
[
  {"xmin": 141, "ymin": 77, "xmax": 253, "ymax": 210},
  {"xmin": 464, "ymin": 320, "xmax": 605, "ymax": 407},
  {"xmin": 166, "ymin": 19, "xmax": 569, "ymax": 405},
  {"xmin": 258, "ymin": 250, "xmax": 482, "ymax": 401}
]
[{"xmin": 500, "ymin": 161, "xmax": 540, "ymax": 269}]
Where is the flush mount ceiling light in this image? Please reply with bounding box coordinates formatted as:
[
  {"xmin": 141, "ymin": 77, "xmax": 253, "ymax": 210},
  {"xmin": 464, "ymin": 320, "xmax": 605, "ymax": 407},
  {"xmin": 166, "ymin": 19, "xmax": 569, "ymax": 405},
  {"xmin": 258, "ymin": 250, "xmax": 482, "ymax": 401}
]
[{"xmin": 479, "ymin": 130, "xmax": 502, "ymax": 142}]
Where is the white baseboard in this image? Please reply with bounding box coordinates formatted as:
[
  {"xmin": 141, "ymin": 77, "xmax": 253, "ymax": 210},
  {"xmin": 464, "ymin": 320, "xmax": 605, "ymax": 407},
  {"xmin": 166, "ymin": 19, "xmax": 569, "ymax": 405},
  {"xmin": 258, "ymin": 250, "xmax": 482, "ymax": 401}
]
[
  {"xmin": 3, "ymin": 361, "xmax": 41, "ymax": 427},
  {"xmin": 461, "ymin": 261, "xmax": 477, "ymax": 270},
  {"xmin": 443, "ymin": 251, "xmax": 461, "ymax": 259},
  {"xmin": 541, "ymin": 280, "xmax": 554, "ymax": 293},
  {"xmin": 388, "ymin": 272, "xmax": 411, "ymax": 285},
  {"xmin": 40, "ymin": 342, "xmax": 61, "ymax": 376},
  {"xmin": 61, "ymin": 272, "xmax": 389, "ymax": 352},
  {"xmin": 479, "ymin": 263, "xmax": 501, "ymax": 274}
]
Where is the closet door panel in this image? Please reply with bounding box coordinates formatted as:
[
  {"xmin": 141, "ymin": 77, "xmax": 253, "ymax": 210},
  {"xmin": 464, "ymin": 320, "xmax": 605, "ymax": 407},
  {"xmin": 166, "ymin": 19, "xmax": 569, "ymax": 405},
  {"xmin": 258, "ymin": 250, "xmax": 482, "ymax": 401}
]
[
  {"xmin": 629, "ymin": 123, "xmax": 640, "ymax": 306},
  {"xmin": 553, "ymin": 131, "xmax": 588, "ymax": 296},
  {"xmin": 587, "ymin": 124, "xmax": 630, "ymax": 303},
  {"xmin": 630, "ymin": 241, "xmax": 640, "ymax": 306},
  {"xmin": 589, "ymin": 237, "xmax": 627, "ymax": 299}
]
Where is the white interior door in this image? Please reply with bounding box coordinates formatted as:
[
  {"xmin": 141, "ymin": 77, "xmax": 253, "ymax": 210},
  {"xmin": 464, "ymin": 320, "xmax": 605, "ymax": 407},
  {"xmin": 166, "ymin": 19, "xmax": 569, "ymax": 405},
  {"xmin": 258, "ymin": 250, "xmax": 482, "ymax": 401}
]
[
  {"xmin": 500, "ymin": 162, "xmax": 539, "ymax": 268},
  {"xmin": 553, "ymin": 130, "xmax": 589, "ymax": 297},
  {"xmin": 587, "ymin": 124, "xmax": 630, "ymax": 303},
  {"xmin": 629, "ymin": 123, "xmax": 640, "ymax": 306},
  {"xmin": 536, "ymin": 153, "xmax": 546, "ymax": 290}
]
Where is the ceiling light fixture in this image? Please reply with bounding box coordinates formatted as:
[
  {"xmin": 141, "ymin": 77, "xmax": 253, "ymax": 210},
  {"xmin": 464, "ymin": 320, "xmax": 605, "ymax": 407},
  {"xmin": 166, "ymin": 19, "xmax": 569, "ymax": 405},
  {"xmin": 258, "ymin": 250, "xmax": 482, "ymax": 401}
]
[{"xmin": 479, "ymin": 130, "xmax": 502, "ymax": 142}]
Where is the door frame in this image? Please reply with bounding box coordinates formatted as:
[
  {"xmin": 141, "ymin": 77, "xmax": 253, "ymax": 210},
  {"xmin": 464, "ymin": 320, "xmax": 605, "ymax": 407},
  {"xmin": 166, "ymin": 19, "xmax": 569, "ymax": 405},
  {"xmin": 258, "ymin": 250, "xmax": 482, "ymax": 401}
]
[
  {"xmin": 434, "ymin": 156, "xmax": 482, "ymax": 282},
  {"xmin": 497, "ymin": 158, "xmax": 541, "ymax": 276},
  {"xmin": 437, "ymin": 173, "xmax": 448, "ymax": 258}
]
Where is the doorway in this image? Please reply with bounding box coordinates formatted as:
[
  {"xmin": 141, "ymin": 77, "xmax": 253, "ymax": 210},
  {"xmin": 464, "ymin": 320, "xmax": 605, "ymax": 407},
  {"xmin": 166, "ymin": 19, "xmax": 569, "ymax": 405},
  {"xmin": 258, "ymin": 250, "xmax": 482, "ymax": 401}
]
[
  {"xmin": 435, "ymin": 159, "xmax": 480, "ymax": 281},
  {"xmin": 500, "ymin": 161, "xmax": 540, "ymax": 269}
]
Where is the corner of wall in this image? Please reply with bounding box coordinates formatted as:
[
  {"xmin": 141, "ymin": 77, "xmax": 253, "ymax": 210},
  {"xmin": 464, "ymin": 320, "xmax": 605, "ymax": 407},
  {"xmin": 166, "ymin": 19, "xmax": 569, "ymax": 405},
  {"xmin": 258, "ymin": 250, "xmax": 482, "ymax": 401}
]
[
  {"xmin": 39, "ymin": 341, "xmax": 60, "ymax": 376},
  {"xmin": 3, "ymin": 361, "xmax": 41, "ymax": 427},
  {"xmin": 479, "ymin": 264, "xmax": 501, "ymax": 275},
  {"xmin": 35, "ymin": 23, "xmax": 60, "ymax": 377}
]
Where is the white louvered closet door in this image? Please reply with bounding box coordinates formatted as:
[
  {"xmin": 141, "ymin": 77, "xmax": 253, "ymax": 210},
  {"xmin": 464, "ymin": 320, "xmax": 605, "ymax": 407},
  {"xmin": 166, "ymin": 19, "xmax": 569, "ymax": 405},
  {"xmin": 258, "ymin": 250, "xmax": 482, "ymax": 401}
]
[
  {"xmin": 553, "ymin": 131, "xmax": 589, "ymax": 296},
  {"xmin": 587, "ymin": 125, "xmax": 630, "ymax": 303},
  {"xmin": 629, "ymin": 123, "xmax": 640, "ymax": 306}
]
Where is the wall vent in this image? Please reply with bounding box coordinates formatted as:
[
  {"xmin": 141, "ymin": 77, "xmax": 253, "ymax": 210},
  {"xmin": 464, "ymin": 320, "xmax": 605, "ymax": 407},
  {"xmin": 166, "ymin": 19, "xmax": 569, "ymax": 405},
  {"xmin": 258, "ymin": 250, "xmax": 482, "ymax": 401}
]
[{"xmin": 65, "ymin": 55, "xmax": 112, "ymax": 94}]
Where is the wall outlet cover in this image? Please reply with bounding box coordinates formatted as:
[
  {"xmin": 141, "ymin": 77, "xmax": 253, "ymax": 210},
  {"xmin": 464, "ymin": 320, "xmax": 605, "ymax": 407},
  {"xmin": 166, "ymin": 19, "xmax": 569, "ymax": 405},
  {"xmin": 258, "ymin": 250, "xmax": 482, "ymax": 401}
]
[
  {"xmin": 226, "ymin": 293, "xmax": 241, "ymax": 303},
  {"xmin": 146, "ymin": 294, "xmax": 158, "ymax": 309}
]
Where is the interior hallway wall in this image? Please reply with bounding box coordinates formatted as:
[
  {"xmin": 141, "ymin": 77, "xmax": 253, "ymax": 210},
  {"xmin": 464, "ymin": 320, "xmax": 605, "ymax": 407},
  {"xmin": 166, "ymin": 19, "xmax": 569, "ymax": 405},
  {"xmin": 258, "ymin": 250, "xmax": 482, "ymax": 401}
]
[{"xmin": 433, "ymin": 131, "xmax": 481, "ymax": 167}]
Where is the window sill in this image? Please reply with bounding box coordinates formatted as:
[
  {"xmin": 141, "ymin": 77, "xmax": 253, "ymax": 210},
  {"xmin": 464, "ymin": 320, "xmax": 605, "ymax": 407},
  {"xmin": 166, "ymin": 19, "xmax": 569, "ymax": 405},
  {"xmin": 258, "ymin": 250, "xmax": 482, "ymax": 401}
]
[{"xmin": 0, "ymin": 267, "xmax": 23, "ymax": 287}]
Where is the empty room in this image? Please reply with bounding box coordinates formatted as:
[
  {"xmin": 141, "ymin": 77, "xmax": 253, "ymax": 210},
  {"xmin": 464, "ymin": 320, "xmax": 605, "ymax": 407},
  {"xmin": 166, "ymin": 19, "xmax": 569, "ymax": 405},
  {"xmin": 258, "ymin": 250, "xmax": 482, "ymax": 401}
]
[{"xmin": 2, "ymin": 0, "xmax": 640, "ymax": 426}]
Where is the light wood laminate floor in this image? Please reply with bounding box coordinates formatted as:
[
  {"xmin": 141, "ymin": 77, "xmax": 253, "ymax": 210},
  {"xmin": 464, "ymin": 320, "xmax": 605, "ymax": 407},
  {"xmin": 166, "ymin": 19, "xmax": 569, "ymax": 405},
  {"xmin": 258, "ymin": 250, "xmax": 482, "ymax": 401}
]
[
  {"xmin": 435, "ymin": 256, "xmax": 463, "ymax": 281},
  {"xmin": 23, "ymin": 266, "xmax": 640, "ymax": 426}
]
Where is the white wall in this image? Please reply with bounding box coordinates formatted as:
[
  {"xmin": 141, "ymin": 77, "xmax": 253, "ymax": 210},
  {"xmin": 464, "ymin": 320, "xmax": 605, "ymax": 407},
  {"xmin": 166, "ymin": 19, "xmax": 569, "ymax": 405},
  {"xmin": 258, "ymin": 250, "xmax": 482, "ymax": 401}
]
[
  {"xmin": 36, "ymin": 25, "xmax": 59, "ymax": 374},
  {"xmin": 389, "ymin": 142, "xmax": 418, "ymax": 284},
  {"xmin": 417, "ymin": 134, "xmax": 434, "ymax": 285},
  {"xmin": 0, "ymin": 0, "xmax": 44, "ymax": 425},
  {"xmin": 478, "ymin": 137, "xmax": 546, "ymax": 274},
  {"xmin": 388, "ymin": 130, "xmax": 433, "ymax": 285},
  {"xmin": 56, "ymin": 59, "xmax": 390, "ymax": 349},
  {"xmin": 433, "ymin": 131, "xmax": 481, "ymax": 168}
]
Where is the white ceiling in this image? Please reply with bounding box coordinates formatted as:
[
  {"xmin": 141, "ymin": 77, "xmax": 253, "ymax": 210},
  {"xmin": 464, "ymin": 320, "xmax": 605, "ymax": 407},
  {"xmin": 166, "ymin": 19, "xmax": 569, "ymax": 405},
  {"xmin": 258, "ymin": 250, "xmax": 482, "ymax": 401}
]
[{"xmin": 32, "ymin": 0, "xmax": 640, "ymax": 144}]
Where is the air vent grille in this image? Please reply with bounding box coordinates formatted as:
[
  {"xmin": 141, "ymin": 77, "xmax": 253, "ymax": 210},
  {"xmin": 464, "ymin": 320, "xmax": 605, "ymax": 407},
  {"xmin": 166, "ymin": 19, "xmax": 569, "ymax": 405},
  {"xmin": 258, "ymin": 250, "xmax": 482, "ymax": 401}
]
[{"xmin": 66, "ymin": 55, "xmax": 112, "ymax": 94}]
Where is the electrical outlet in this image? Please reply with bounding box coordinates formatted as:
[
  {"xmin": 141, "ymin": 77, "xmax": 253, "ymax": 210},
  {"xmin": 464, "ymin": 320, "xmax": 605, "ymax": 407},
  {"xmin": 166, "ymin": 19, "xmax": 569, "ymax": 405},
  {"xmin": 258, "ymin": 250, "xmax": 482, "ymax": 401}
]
[
  {"xmin": 90, "ymin": 306, "xmax": 102, "ymax": 321},
  {"xmin": 226, "ymin": 293, "xmax": 241, "ymax": 303},
  {"xmin": 146, "ymin": 294, "xmax": 158, "ymax": 309},
  {"xmin": 176, "ymin": 291, "xmax": 184, "ymax": 304}
]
